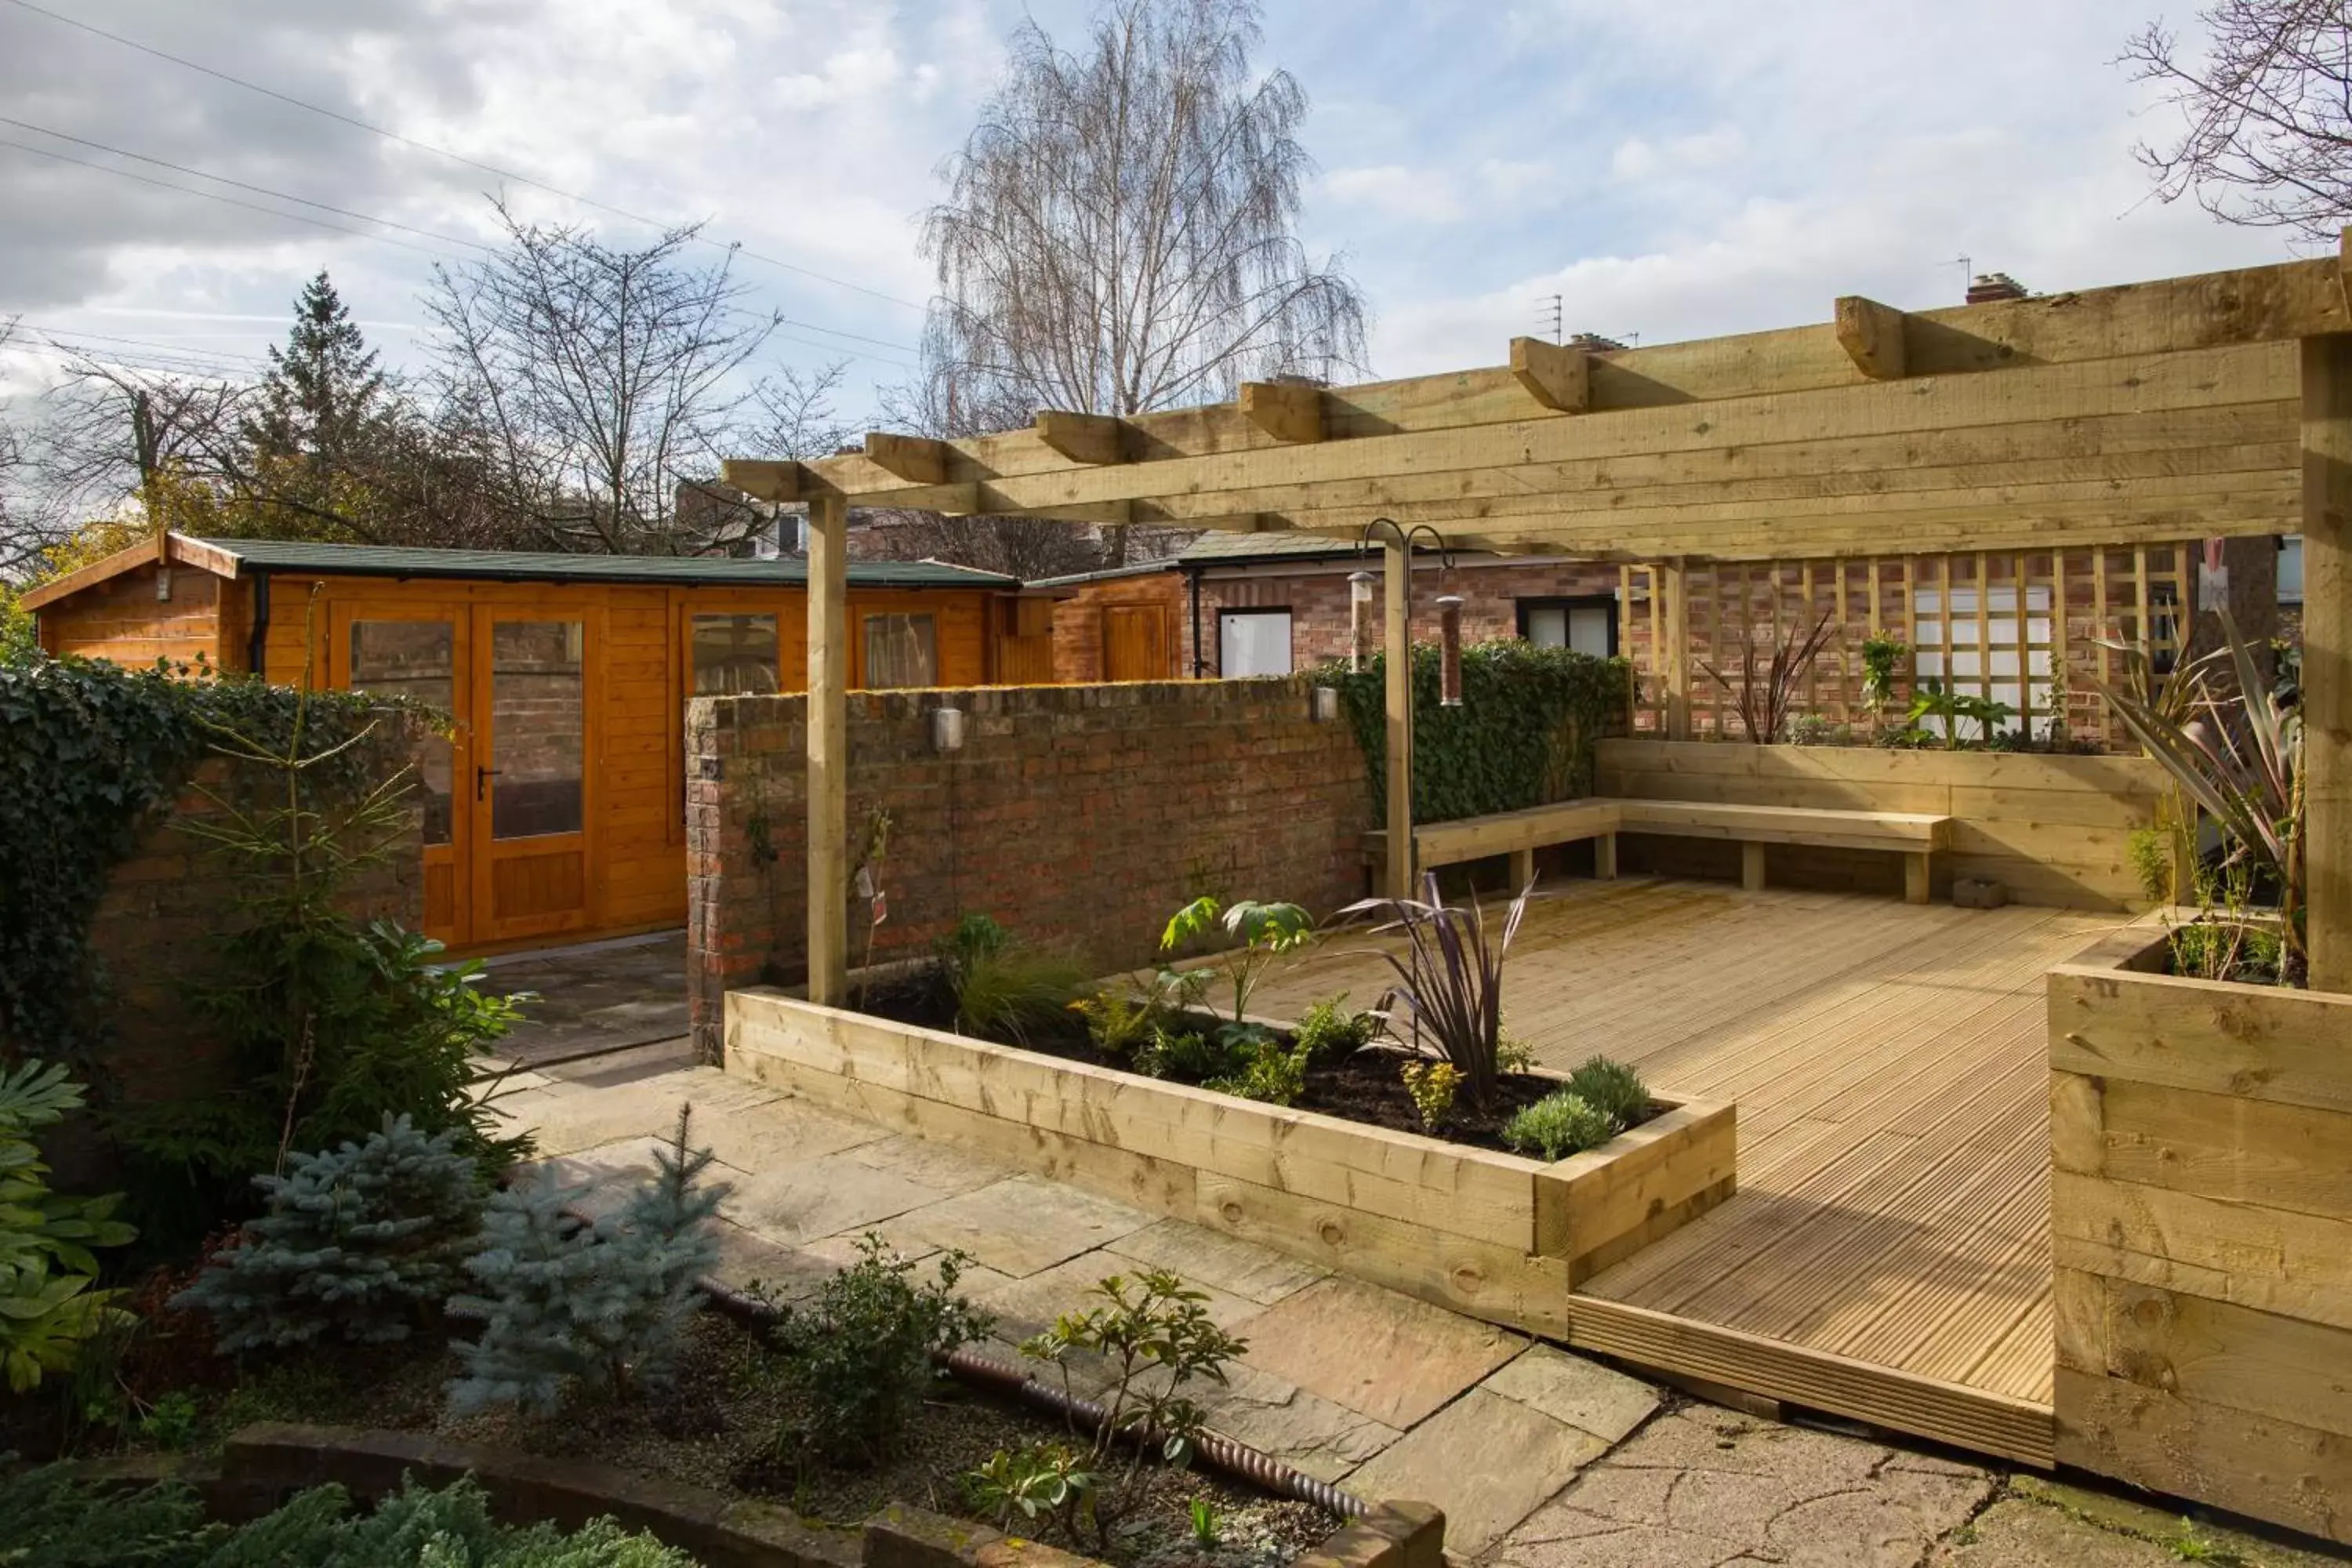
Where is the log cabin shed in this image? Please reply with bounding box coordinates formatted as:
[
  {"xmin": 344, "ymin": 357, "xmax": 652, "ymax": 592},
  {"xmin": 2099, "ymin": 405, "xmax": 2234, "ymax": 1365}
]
[{"xmin": 22, "ymin": 532, "xmax": 1025, "ymax": 952}]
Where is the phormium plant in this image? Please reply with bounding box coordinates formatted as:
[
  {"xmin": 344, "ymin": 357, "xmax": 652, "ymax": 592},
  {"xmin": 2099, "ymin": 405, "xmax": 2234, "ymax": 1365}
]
[{"xmin": 1339, "ymin": 873, "xmax": 1534, "ymax": 1113}]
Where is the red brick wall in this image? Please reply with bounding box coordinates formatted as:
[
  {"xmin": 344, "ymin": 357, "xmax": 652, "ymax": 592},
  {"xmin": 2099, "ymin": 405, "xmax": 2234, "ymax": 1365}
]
[
  {"xmin": 685, "ymin": 679, "xmax": 1372, "ymax": 1061},
  {"xmin": 89, "ymin": 757, "xmax": 424, "ymax": 1105}
]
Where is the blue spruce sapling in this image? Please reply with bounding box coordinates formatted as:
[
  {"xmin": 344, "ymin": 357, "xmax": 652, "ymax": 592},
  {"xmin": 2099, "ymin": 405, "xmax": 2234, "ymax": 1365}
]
[
  {"xmin": 173, "ymin": 1113, "xmax": 481, "ymax": 1352},
  {"xmin": 446, "ymin": 1102, "xmax": 728, "ymax": 1415}
]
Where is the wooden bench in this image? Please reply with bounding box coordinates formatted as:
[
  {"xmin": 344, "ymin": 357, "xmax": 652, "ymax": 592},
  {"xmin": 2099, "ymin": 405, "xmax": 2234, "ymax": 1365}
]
[{"xmin": 1363, "ymin": 797, "xmax": 1951, "ymax": 904}]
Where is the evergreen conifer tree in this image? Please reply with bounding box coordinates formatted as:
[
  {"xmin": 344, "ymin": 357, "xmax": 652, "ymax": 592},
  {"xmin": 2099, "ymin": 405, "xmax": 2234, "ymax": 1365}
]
[
  {"xmin": 234, "ymin": 270, "xmax": 396, "ymax": 541},
  {"xmin": 447, "ymin": 1104, "xmax": 727, "ymax": 1416},
  {"xmin": 173, "ymin": 1115, "xmax": 481, "ymax": 1352}
]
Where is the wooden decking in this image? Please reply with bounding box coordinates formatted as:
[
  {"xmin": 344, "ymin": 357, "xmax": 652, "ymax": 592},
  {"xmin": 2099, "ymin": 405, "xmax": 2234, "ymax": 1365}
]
[{"xmin": 1254, "ymin": 876, "xmax": 2125, "ymax": 1464}]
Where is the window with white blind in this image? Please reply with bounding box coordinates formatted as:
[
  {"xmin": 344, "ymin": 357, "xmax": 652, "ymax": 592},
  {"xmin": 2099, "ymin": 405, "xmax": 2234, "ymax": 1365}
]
[
  {"xmin": 1911, "ymin": 584, "xmax": 2053, "ymax": 742},
  {"xmin": 1218, "ymin": 609, "xmax": 1293, "ymax": 676}
]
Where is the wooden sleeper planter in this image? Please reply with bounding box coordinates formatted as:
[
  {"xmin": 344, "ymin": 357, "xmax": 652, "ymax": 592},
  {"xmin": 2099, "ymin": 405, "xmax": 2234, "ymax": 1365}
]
[{"xmin": 724, "ymin": 989, "xmax": 1737, "ymax": 1338}]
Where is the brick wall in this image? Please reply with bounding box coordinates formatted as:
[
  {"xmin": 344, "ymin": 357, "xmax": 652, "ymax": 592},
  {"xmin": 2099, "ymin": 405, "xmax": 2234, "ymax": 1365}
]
[
  {"xmin": 685, "ymin": 678, "xmax": 1373, "ymax": 1061},
  {"xmin": 89, "ymin": 757, "xmax": 424, "ymax": 1105}
]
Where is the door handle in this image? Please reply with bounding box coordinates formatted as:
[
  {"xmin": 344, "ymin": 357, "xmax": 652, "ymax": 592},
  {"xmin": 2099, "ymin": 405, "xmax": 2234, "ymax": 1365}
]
[{"xmin": 476, "ymin": 766, "xmax": 502, "ymax": 801}]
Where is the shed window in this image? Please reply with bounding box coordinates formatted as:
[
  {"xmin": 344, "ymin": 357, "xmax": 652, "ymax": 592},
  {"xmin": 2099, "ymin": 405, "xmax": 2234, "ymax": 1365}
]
[
  {"xmin": 864, "ymin": 613, "xmax": 938, "ymax": 688},
  {"xmin": 1218, "ymin": 608, "xmax": 1293, "ymax": 676},
  {"xmin": 691, "ymin": 614, "xmax": 780, "ymax": 695},
  {"xmin": 349, "ymin": 619, "xmax": 455, "ymax": 846},
  {"xmin": 2281, "ymin": 535, "xmax": 2305, "ymax": 604},
  {"xmin": 1519, "ymin": 596, "xmax": 1617, "ymax": 657}
]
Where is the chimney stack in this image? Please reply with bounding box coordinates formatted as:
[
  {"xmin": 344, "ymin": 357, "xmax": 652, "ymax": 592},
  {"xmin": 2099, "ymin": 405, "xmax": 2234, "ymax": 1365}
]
[
  {"xmin": 1965, "ymin": 271, "xmax": 2027, "ymax": 303},
  {"xmin": 1568, "ymin": 332, "xmax": 1627, "ymax": 352}
]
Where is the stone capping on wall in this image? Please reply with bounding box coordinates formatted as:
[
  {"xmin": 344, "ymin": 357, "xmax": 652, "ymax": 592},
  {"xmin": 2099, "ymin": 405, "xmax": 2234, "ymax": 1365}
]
[
  {"xmin": 102, "ymin": 1422, "xmax": 1442, "ymax": 1568},
  {"xmin": 2046, "ymin": 929, "xmax": 2352, "ymax": 1547}
]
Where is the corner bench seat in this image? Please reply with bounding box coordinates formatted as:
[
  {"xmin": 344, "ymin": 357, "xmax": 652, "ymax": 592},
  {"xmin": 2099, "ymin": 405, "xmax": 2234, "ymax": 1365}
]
[{"xmin": 1363, "ymin": 797, "xmax": 1951, "ymax": 905}]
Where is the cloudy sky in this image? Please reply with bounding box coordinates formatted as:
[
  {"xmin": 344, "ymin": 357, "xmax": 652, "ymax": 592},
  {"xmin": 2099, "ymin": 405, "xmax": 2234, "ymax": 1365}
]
[{"xmin": 0, "ymin": 0, "xmax": 2311, "ymax": 422}]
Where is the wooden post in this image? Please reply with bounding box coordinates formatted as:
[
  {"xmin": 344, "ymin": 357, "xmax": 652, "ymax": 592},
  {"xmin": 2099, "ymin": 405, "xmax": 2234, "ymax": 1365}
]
[
  {"xmin": 2303, "ymin": 336, "xmax": 2352, "ymax": 991},
  {"xmin": 1661, "ymin": 559, "xmax": 1692, "ymax": 741},
  {"xmin": 806, "ymin": 490, "xmax": 850, "ymax": 1005},
  {"xmin": 1740, "ymin": 840, "xmax": 1767, "ymax": 894},
  {"xmin": 1384, "ymin": 538, "xmax": 1414, "ymax": 901}
]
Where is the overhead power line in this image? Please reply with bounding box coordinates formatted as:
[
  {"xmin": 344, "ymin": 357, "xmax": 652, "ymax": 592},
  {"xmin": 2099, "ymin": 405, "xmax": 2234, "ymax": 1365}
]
[
  {"xmin": 10, "ymin": 321, "xmax": 270, "ymax": 365},
  {"xmin": 0, "ymin": 115, "xmax": 497, "ymax": 253},
  {"xmin": 0, "ymin": 136, "xmax": 466, "ymax": 260},
  {"xmin": 0, "ymin": 0, "xmax": 931, "ymax": 314}
]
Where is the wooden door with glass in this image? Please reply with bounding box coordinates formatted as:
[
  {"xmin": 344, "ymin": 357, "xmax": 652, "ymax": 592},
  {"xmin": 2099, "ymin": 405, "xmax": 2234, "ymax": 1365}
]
[{"xmin": 336, "ymin": 599, "xmax": 601, "ymax": 949}]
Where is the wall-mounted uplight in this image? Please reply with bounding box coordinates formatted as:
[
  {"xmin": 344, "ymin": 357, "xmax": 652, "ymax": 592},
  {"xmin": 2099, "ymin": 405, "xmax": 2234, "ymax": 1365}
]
[
  {"xmin": 1347, "ymin": 570, "xmax": 1377, "ymax": 673},
  {"xmin": 931, "ymin": 706, "xmax": 967, "ymax": 753},
  {"xmin": 1310, "ymin": 686, "xmax": 1341, "ymax": 723},
  {"xmin": 1436, "ymin": 594, "xmax": 1465, "ymax": 707}
]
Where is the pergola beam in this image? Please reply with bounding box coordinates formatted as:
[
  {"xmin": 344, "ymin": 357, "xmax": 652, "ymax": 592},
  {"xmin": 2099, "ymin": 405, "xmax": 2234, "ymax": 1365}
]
[
  {"xmin": 862, "ymin": 433, "xmax": 951, "ymax": 485},
  {"xmin": 759, "ymin": 253, "xmax": 2349, "ymax": 508},
  {"xmin": 1510, "ymin": 336, "xmax": 1591, "ymax": 412},
  {"xmin": 1834, "ymin": 296, "xmax": 1909, "ymax": 379},
  {"xmin": 1239, "ymin": 380, "xmax": 1325, "ymax": 443},
  {"xmin": 717, "ymin": 458, "xmax": 804, "ymax": 503},
  {"xmin": 1035, "ymin": 410, "xmax": 1127, "ymax": 464}
]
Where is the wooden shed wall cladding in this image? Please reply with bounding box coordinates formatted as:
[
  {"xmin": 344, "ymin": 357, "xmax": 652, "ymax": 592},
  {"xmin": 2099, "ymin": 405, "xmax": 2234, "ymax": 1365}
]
[{"xmin": 24, "ymin": 533, "xmax": 1030, "ymax": 953}]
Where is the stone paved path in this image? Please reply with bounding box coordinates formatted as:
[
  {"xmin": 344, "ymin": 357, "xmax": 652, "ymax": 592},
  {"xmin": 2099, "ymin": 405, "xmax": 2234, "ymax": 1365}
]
[
  {"xmin": 481, "ymin": 931, "xmax": 689, "ymax": 1066},
  {"xmin": 493, "ymin": 1041, "xmax": 2350, "ymax": 1568}
]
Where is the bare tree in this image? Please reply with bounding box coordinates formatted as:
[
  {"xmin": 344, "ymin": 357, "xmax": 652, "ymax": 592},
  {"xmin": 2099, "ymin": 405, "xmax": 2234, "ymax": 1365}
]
[
  {"xmin": 426, "ymin": 201, "xmax": 781, "ymax": 555},
  {"xmin": 2124, "ymin": 2, "xmax": 2352, "ymax": 239},
  {"xmin": 918, "ymin": 0, "xmax": 1369, "ymax": 565}
]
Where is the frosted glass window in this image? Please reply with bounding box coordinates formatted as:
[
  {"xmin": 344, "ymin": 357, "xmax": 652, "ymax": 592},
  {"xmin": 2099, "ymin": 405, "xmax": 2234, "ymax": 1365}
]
[
  {"xmin": 692, "ymin": 614, "xmax": 779, "ymax": 695},
  {"xmin": 864, "ymin": 613, "xmax": 938, "ymax": 688},
  {"xmin": 1218, "ymin": 611, "xmax": 1293, "ymax": 676}
]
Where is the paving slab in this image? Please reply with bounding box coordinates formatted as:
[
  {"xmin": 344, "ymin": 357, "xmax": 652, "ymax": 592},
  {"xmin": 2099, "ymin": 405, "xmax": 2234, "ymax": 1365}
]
[
  {"xmin": 1494, "ymin": 1408, "xmax": 1996, "ymax": 1568},
  {"xmin": 1230, "ymin": 1276, "xmax": 1524, "ymax": 1429},
  {"xmin": 482, "ymin": 931, "xmax": 689, "ymax": 1066},
  {"xmin": 1101, "ymin": 1218, "xmax": 1327, "ymax": 1305},
  {"xmin": 1348, "ymin": 1388, "xmax": 1607, "ymax": 1557},
  {"xmin": 877, "ymin": 1174, "xmax": 1154, "ymax": 1277},
  {"xmin": 975, "ymin": 1254, "xmax": 1263, "ymax": 1346},
  {"xmin": 728, "ymin": 1148, "xmax": 956, "ymax": 1244},
  {"xmin": 1945, "ymin": 1480, "xmax": 2352, "ymax": 1568},
  {"xmin": 1186, "ymin": 1360, "xmax": 1403, "ymax": 1485},
  {"xmin": 1482, "ymin": 1345, "xmax": 1661, "ymax": 1445},
  {"xmin": 843, "ymin": 1133, "xmax": 1018, "ymax": 1195},
  {"xmin": 691, "ymin": 1095, "xmax": 888, "ymax": 1176}
]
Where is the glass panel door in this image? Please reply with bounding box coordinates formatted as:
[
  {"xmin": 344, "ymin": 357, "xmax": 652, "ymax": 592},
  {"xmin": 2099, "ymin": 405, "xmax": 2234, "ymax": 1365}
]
[
  {"xmin": 349, "ymin": 619, "xmax": 456, "ymax": 846},
  {"xmin": 488, "ymin": 620, "xmax": 586, "ymax": 839},
  {"xmin": 472, "ymin": 612, "xmax": 593, "ymax": 942},
  {"xmin": 339, "ymin": 608, "xmax": 470, "ymax": 948}
]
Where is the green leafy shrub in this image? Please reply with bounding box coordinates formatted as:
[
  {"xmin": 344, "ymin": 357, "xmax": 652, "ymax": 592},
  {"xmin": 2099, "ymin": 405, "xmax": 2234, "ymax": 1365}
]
[
  {"xmin": 963, "ymin": 1440, "xmax": 1098, "ymax": 1539},
  {"xmin": 1160, "ymin": 896, "xmax": 1312, "ymax": 1024},
  {"xmin": 1399, "ymin": 1060, "xmax": 1459, "ymax": 1132},
  {"xmin": 0, "ymin": 1464, "xmax": 697, "ymax": 1567},
  {"xmin": 1204, "ymin": 1037, "xmax": 1308, "ymax": 1106},
  {"xmin": 1132, "ymin": 1026, "xmax": 1225, "ymax": 1082},
  {"xmin": 760, "ymin": 1232, "xmax": 993, "ymax": 1468},
  {"xmin": 0, "ymin": 1060, "xmax": 136, "ymax": 1392},
  {"xmin": 1502, "ymin": 1091, "xmax": 1618, "ymax": 1160},
  {"xmin": 1010, "ymin": 1271, "xmax": 1247, "ymax": 1552},
  {"xmin": 1330, "ymin": 641, "xmax": 1632, "ymax": 823},
  {"xmin": 173, "ymin": 1114, "xmax": 482, "ymax": 1352},
  {"xmin": 1292, "ymin": 993, "xmax": 1376, "ymax": 1065},
  {"xmin": 448, "ymin": 1105, "xmax": 726, "ymax": 1415},
  {"xmin": 1563, "ymin": 1057, "xmax": 1650, "ymax": 1129},
  {"xmin": 1070, "ymin": 966, "xmax": 1206, "ymax": 1058}
]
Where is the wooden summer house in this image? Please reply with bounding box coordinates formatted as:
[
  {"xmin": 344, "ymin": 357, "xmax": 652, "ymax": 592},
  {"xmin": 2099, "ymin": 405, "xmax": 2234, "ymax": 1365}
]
[{"xmin": 23, "ymin": 534, "xmax": 1025, "ymax": 952}]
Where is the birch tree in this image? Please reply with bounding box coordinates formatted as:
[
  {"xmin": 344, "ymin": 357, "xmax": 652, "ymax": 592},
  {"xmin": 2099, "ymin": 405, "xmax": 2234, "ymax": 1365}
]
[{"xmin": 916, "ymin": 0, "xmax": 1368, "ymax": 564}]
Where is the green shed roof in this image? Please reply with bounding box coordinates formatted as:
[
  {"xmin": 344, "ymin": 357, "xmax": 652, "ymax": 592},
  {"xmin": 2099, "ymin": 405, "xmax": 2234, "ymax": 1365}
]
[{"xmin": 194, "ymin": 537, "xmax": 1018, "ymax": 590}]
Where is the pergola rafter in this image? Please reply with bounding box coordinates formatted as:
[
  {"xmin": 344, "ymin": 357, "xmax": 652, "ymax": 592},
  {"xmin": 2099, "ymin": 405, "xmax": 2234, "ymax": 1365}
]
[{"xmin": 727, "ymin": 244, "xmax": 2352, "ymax": 1004}]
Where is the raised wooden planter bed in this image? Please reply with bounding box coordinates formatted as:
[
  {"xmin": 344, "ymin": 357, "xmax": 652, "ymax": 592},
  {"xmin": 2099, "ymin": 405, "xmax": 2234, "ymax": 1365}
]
[
  {"xmin": 2048, "ymin": 929, "xmax": 2352, "ymax": 1547},
  {"xmin": 724, "ymin": 989, "xmax": 1736, "ymax": 1338}
]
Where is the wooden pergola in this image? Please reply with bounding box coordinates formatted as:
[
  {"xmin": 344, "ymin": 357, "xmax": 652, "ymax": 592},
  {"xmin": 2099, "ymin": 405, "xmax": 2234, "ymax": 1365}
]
[{"xmin": 724, "ymin": 245, "xmax": 2352, "ymax": 1004}]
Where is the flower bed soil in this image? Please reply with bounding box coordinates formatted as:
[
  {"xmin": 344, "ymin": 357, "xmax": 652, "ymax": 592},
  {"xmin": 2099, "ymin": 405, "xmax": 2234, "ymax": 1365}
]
[
  {"xmin": 105, "ymin": 1311, "xmax": 1331, "ymax": 1568},
  {"xmin": 853, "ymin": 976, "xmax": 1651, "ymax": 1156}
]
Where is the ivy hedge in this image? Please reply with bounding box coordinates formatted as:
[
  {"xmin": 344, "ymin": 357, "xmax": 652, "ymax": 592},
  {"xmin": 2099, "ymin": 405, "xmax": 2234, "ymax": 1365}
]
[
  {"xmin": 1327, "ymin": 641, "xmax": 1634, "ymax": 823},
  {"xmin": 0, "ymin": 648, "xmax": 424, "ymax": 1076}
]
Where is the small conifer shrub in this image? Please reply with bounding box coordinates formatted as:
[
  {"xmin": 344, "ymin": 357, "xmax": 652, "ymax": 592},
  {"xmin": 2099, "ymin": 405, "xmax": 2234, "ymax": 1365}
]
[
  {"xmin": 1291, "ymin": 993, "xmax": 1376, "ymax": 1065},
  {"xmin": 174, "ymin": 1114, "xmax": 482, "ymax": 1352},
  {"xmin": 447, "ymin": 1104, "xmax": 728, "ymax": 1416}
]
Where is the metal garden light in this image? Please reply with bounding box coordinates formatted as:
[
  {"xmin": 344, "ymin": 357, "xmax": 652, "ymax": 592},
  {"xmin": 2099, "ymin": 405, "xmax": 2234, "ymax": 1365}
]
[{"xmin": 1356, "ymin": 516, "xmax": 1459, "ymax": 696}]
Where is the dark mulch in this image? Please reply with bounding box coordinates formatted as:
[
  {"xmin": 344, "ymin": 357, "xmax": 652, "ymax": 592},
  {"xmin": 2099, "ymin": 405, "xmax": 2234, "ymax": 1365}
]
[
  {"xmin": 855, "ymin": 975, "xmax": 1653, "ymax": 1156},
  {"xmin": 122, "ymin": 1312, "xmax": 1331, "ymax": 1568}
]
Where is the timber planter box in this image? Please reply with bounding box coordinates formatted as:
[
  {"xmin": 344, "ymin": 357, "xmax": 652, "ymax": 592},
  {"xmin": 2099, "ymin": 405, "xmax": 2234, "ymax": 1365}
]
[
  {"xmin": 723, "ymin": 988, "xmax": 1736, "ymax": 1339},
  {"xmin": 2047, "ymin": 930, "xmax": 2352, "ymax": 1548}
]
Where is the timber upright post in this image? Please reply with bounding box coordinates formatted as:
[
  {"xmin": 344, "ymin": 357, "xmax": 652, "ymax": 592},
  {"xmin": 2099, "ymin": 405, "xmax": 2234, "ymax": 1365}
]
[
  {"xmin": 1384, "ymin": 536, "xmax": 1414, "ymax": 901},
  {"xmin": 1661, "ymin": 559, "xmax": 1693, "ymax": 742},
  {"xmin": 2303, "ymin": 335, "xmax": 2352, "ymax": 992},
  {"xmin": 807, "ymin": 489, "xmax": 850, "ymax": 1005}
]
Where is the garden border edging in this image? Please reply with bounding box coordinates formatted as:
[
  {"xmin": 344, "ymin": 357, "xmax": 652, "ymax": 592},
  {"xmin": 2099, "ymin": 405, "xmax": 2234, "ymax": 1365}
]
[{"xmin": 721, "ymin": 987, "xmax": 1735, "ymax": 1337}]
